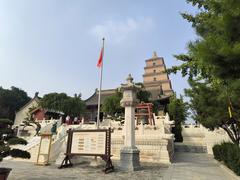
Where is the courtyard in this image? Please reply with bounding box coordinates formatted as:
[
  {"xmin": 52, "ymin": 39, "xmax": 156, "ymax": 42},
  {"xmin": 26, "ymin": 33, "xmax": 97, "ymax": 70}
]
[{"xmin": 1, "ymin": 152, "xmax": 238, "ymax": 180}]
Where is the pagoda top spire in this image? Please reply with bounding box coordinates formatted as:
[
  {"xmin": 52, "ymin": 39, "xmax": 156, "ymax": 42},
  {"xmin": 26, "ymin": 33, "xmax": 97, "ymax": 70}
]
[{"xmin": 153, "ymin": 51, "xmax": 158, "ymax": 58}]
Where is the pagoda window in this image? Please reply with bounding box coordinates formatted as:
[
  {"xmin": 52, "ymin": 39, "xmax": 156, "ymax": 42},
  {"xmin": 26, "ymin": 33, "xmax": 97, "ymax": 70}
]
[{"xmin": 153, "ymin": 77, "xmax": 157, "ymax": 81}]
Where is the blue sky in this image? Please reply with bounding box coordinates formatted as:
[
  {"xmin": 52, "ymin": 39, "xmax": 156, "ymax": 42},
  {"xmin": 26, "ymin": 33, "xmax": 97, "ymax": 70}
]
[{"xmin": 0, "ymin": 0, "xmax": 197, "ymax": 99}]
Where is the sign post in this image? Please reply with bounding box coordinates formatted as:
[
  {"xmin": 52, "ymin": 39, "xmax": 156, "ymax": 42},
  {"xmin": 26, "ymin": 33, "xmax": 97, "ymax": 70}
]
[
  {"xmin": 36, "ymin": 133, "xmax": 52, "ymax": 166},
  {"xmin": 59, "ymin": 128, "xmax": 114, "ymax": 173}
]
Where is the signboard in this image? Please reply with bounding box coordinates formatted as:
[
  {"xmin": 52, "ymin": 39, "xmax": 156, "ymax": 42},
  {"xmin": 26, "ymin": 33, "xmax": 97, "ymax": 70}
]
[
  {"xmin": 71, "ymin": 131, "xmax": 106, "ymax": 154},
  {"xmin": 36, "ymin": 133, "xmax": 52, "ymax": 166},
  {"xmin": 59, "ymin": 128, "xmax": 114, "ymax": 173},
  {"xmin": 40, "ymin": 137, "xmax": 51, "ymax": 154}
]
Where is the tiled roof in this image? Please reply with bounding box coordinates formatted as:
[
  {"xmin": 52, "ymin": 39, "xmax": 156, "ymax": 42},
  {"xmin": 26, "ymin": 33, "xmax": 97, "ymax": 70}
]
[
  {"xmin": 147, "ymin": 88, "xmax": 173, "ymax": 101},
  {"xmin": 16, "ymin": 96, "xmax": 40, "ymax": 113},
  {"xmin": 84, "ymin": 87, "xmax": 172, "ymax": 106},
  {"xmin": 84, "ymin": 89, "xmax": 117, "ymax": 106}
]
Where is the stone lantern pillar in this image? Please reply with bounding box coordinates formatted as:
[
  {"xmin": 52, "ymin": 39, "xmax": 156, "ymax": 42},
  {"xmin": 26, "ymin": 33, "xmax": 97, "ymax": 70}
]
[{"xmin": 119, "ymin": 74, "xmax": 141, "ymax": 171}]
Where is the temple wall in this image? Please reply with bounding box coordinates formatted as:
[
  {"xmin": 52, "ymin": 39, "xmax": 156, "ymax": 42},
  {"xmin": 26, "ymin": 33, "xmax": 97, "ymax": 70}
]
[{"xmin": 14, "ymin": 99, "xmax": 39, "ymax": 126}]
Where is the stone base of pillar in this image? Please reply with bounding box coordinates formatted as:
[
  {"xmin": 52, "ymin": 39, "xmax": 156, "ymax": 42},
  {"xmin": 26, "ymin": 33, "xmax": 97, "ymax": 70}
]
[{"xmin": 119, "ymin": 146, "xmax": 141, "ymax": 171}]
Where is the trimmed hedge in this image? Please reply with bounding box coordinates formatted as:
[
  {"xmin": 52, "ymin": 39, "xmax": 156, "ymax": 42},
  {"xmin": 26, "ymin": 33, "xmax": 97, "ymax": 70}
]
[
  {"xmin": 212, "ymin": 142, "xmax": 240, "ymax": 176},
  {"xmin": 0, "ymin": 119, "xmax": 13, "ymax": 126},
  {"xmin": 10, "ymin": 149, "xmax": 31, "ymax": 159},
  {"xmin": 7, "ymin": 137, "xmax": 28, "ymax": 145}
]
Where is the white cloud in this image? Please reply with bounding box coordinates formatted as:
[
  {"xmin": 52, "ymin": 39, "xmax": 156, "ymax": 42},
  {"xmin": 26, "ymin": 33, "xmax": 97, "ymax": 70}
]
[{"xmin": 90, "ymin": 17, "xmax": 154, "ymax": 43}]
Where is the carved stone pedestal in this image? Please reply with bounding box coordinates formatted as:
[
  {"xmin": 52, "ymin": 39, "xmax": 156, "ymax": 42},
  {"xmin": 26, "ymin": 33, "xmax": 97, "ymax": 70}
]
[{"xmin": 120, "ymin": 146, "xmax": 141, "ymax": 171}]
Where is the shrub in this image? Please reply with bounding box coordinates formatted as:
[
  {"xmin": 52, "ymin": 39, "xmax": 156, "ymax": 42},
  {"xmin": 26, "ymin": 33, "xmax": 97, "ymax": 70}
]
[
  {"xmin": 212, "ymin": 144, "xmax": 222, "ymax": 161},
  {"xmin": 0, "ymin": 119, "xmax": 13, "ymax": 126},
  {"xmin": 10, "ymin": 149, "xmax": 30, "ymax": 159},
  {"xmin": 212, "ymin": 142, "xmax": 240, "ymax": 176},
  {"xmin": 0, "ymin": 118, "xmax": 31, "ymax": 162},
  {"xmin": 7, "ymin": 137, "xmax": 27, "ymax": 145}
]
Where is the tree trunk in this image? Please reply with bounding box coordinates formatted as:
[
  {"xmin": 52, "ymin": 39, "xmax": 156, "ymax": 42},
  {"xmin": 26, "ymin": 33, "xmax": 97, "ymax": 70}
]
[{"xmin": 221, "ymin": 125, "xmax": 239, "ymax": 145}]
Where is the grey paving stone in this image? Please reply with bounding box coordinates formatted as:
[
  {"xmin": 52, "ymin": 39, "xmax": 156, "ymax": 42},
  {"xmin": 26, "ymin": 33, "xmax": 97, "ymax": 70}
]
[
  {"xmin": 162, "ymin": 152, "xmax": 239, "ymax": 180},
  {"xmin": 1, "ymin": 160, "xmax": 166, "ymax": 180},
  {"xmin": 1, "ymin": 152, "xmax": 239, "ymax": 180}
]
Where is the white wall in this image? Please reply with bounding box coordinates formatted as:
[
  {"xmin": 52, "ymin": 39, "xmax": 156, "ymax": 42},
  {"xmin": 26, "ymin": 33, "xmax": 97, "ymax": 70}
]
[
  {"xmin": 181, "ymin": 124, "xmax": 231, "ymax": 154},
  {"xmin": 14, "ymin": 99, "xmax": 39, "ymax": 126}
]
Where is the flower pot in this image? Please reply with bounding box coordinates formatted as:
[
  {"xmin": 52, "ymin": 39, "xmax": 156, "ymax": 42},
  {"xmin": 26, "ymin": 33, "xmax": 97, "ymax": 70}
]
[{"xmin": 0, "ymin": 168, "xmax": 12, "ymax": 180}]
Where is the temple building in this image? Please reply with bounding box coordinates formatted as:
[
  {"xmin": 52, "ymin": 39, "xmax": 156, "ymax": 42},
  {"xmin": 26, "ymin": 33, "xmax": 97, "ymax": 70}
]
[
  {"xmin": 14, "ymin": 92, "xmax": 64, "ymax": 126},
  {"xmin": 84, "ymin": 52, "xmax": 174, "ymax": 121},
  {"xmin": 85, "ymin": 89, "xmax": 116, "ymax": 121}
]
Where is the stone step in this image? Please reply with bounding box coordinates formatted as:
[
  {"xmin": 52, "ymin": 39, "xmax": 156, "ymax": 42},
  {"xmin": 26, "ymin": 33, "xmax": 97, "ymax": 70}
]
[{"xmin": 174, "ymin": 143, "xmax": 207, "ymax": 153}]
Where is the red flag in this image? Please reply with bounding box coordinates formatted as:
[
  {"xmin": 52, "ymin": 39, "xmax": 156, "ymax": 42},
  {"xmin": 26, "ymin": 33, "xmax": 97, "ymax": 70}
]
[{"xmin": 97, "ymin": 47, "xmax": 104, "ymax": 68}]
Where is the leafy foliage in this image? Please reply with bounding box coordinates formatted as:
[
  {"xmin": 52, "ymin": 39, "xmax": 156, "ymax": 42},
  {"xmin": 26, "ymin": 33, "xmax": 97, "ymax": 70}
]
[
  {"xmin": 213, "ymin": 142, "xmax": 240, "ymax": 175},
  {"xmin": 102, "ymin": 91, "xmax": 124, "ymax": 117},
  {"xmin": 135, "ymin": 83, "xmax": 151, "ymax": 103},
  {"xmin": 0, "ymin": 87, "xmax": 31, "ymax": 120},
  {"xmin": 167, "ymin": 94, "xmax": 188, "ymax": 142},
  {"xmin": 168, "ymin": 0, "xmax": 240, "ymax": 145},
  {"xmin": 0, "ymin": 119, "xmax": 14, "ymax": 138},
  {"xmin": 168, "ymin": 0, "xmax": 240, "ymax": 80},
  {"xmin": 185, "ymin": 80, "xmax": 240, "ymax": 144},
  {"xmin": 7, "ymin": 137, "xmax": 27, "ymax": 145},
  {"xmin": 137, "ymin": 90, "xmax": 151, "ymax": 103},
  {"xmin": 102, "ymin": 86, "xmax": 152, "ymax": 117},
  {"xmin": 21, "ymin": 108, "xmax": 41, "ymax": 136},
  {"xmin": 10, "ymin": 149, "xmax": 31, "ymax": 159},
  {"xmin": 40, "ymin": 93, "xmax": 85, "ymax": 117}
]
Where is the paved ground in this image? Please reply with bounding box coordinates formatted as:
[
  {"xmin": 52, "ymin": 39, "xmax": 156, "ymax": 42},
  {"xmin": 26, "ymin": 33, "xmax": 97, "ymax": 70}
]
[
  {"xmin": 1, "ymin": 153, "xmax": 239, "ymax": 180},
  {"xmin": 163, "ymin": 152, "xmax": 239, "ymax": 180},
  {"xmin": 1, "ymin": 159, "xmax": 168, "ymax": 180}
]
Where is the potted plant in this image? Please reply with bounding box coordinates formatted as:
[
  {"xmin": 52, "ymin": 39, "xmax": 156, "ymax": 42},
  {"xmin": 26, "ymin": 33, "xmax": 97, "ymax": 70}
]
[{"xmin": 0, "ymin": 118, "xmax": 30, "ymax": 180}]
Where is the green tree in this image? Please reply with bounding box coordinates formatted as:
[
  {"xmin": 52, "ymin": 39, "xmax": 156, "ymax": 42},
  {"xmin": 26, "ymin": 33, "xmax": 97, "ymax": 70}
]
[
  {"xmin": 40, "ymin": 93, "xmax": 85, "ymax": 117},
  {"xmin": 137, "ymin": 90, "xmax": 151, "ymax": 103},
  {"xmin": 135, "ymin": 83, "xmax": 151, "ymax": 103},
  {"xmin": 21, "ymin": 108, "xmax": 41, "ymax": 136},
  {"xmin": 169, "ymin": 0, "xmax": 240, "ymax": 80},
  {"xmin": 102, "ymin": 91, "xmax": 124, "ymax": 117},
  {"xmin": 63, "ymin": 94, "xmax": 86, "ymax": 117},
  {"xmin": 102, "ymin": 86, "xmax": 152, "ymax": 117},
  {"xmin": 168, "ymin": 0, "xmax": 240, "ymax": 144},
  {"xmin": 0, "ymin": 87, "xmax": 31, "ymax": 120},
  {"xmin": 168, "ymin": 94, "xmax": 188, "ymax": 142},
  {"xmin": 185, "ymin": 80, "xmax": 240, "ymax": 144}
]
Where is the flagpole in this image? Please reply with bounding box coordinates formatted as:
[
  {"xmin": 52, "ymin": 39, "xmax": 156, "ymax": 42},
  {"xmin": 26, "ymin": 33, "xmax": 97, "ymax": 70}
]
[{"xmin": 97, "ymin": 38, "xmax": 105, "ymax": 129}]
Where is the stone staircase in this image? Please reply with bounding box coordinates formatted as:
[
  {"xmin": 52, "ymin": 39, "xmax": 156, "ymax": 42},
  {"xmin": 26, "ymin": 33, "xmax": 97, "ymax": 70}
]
[
  {"xmin": 5, "ymin": 136, "xmax": 41, "ymax": 161},
  {"xmin": 174, "ymin": 142, "xmax": 207, "ymax": 153}
]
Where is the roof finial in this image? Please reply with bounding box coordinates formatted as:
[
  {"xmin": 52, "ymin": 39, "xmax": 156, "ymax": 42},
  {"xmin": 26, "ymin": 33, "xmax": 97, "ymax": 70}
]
[
  {"xmin": 126, "ymin": 74, "xmax": 133, "ymax": 85},
  {"xmin": 34, "ymin": 92, "xmax": 39, "ymax": 98},
  {"xmin": 153, "ymin": 51, "xmax": 157, "ymax": 58}
]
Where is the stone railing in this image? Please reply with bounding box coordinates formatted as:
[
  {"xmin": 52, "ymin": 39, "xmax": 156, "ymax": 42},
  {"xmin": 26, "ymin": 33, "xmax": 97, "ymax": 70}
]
[
  {"xmin": 111, "ymin": 133, "xmax": 174, "ymax": 164},
  {"xmin": 181, "ymin": 123, "xmax": 231, "ymax": 154},
  {"xmin": 13, "ymin": 115, "xmax": 175, "ymax": 165}
]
